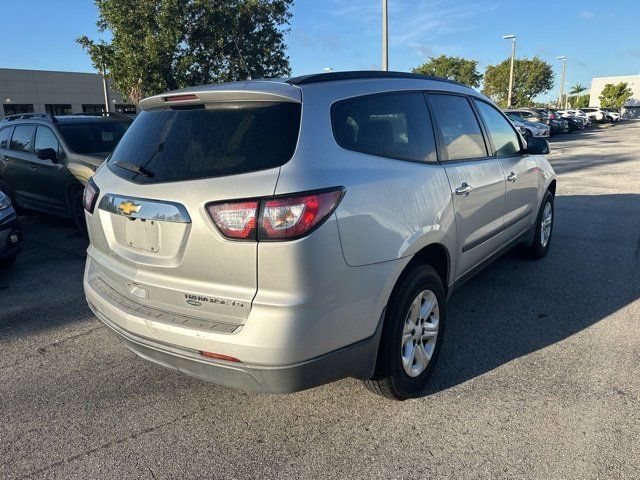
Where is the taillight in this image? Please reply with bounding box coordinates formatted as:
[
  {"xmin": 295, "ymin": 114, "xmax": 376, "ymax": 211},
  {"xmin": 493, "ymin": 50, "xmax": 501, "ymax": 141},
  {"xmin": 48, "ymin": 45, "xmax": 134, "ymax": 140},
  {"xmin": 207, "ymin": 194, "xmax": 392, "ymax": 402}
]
[
  {"xmin": 83, "ymin": 178, "xmax": 100, "ymax": 213},
  {"xmin": 206, "ymin": 188, "xmax": 344, "ymax": 241},
  {"xmin": 260, "ymin": 190, "xmax": 344, "ymax": 240},
  {"xmin": 207, "ymin": 200, "xmax": 259, "ymax": 240}
]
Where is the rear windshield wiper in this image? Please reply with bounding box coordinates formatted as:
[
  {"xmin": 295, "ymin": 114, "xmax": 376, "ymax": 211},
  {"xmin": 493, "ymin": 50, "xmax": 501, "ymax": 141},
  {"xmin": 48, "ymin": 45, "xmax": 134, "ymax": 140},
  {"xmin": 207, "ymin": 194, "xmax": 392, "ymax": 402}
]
[{"xmin": 113, "ymin": 161, "xmax": 154, "ymax": 178}]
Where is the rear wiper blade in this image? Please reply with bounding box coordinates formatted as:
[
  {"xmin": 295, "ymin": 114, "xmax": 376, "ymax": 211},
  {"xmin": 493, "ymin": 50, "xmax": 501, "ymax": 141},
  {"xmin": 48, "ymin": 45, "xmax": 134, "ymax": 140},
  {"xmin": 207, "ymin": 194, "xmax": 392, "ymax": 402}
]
[{"xmin": 113, "ymin": 161, "xmax": 154, "ymax": 178}]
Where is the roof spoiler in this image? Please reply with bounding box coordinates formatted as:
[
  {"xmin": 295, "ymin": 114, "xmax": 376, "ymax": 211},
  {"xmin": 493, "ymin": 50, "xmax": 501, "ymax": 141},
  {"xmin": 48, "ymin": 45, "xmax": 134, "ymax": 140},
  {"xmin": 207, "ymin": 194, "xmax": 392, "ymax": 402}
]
[{"xmin": 139, "ymin": 81, "xmax": 301, "ymax": 111}]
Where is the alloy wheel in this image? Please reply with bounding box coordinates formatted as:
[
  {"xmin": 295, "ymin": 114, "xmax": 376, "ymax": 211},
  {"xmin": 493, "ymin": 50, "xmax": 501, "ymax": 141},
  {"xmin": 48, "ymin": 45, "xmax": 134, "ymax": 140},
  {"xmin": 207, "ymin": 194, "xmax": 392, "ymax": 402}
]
[
  {"xmin": 541, "ymin": 201, "xmax": 553, "ymax": 248},
  {"xmin": 401, "ymin": 290, "xmax": 439, "ymax": 377}
]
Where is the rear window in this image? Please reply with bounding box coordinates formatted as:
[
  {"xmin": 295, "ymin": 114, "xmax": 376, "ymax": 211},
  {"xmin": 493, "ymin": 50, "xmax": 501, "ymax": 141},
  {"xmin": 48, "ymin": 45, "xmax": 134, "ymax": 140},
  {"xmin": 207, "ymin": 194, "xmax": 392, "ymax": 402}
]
[
  {"xmin": 58, "ymin": 122, "xmax": 130, "ymax": 155},
  {"xmin": 108, "ymin": 102, "xmax": 301, "ymax": 184}
]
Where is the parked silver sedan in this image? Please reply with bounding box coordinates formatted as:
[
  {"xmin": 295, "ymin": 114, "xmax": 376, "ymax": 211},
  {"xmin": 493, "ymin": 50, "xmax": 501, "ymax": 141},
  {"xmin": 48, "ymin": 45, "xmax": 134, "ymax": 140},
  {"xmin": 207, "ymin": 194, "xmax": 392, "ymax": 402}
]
[
  {"xmin": 505, "ymin": 112, "xmax": 551, "ymax": 138},
  {"xmin": 83, "ymin": 71, "xmax": 557, "ymax": 400}
]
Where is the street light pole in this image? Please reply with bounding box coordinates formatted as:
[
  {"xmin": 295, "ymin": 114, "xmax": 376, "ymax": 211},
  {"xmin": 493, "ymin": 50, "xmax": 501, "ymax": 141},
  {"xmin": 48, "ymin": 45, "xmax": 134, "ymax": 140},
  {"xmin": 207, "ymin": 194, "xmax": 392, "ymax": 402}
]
[
  {"xmin": 382, "ymin": 0, "xmax": 388, "ymax": 71},
  {"xmin": 503, "ymin": 35, "xmax": 516, "ymax": 108},
  {"xmin": 557, "ymin": 56, "xmax": 567, "ymax": 109}
]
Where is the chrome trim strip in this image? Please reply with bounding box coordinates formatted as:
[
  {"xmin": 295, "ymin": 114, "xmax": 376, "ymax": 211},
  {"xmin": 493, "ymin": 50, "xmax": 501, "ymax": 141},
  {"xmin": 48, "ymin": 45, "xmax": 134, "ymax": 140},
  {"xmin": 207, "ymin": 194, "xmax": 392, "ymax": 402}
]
[{"xmin": 98, "ymin": 194, "xmax": 191, "ymax": 223}]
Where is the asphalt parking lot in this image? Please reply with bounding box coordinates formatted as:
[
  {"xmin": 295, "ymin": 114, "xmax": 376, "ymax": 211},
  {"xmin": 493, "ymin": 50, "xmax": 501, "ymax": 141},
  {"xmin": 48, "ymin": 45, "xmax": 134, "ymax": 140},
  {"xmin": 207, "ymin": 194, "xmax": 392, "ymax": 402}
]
[{"xmin": 2, "ymin": 122, "xmax": 640, "ymax": 479}]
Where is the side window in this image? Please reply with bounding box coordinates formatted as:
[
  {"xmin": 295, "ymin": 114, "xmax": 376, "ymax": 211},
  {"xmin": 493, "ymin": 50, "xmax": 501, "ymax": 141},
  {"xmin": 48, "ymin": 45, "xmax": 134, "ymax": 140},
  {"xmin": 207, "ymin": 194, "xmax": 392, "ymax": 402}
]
[
  {"xmin": 10, "ymin": 125, "xmax": 36, "ymax": 153},
  {"xmin": 331, "ymin": 91, "xmax": 437, "ymax": 163},
  {"xmin": 428, "ymin": 94, "xmax": 487, "ymax": 161},
  {"xmin": 0, "ymin": 126, "xmax": 13, "ymax": 149},
  {"xmin": 35, "ymin": 126, "xmax": 60, "ymax": 154},
  {"xmin": 474, "ymin": 100, "xmax": 521, "ymax": 157}
]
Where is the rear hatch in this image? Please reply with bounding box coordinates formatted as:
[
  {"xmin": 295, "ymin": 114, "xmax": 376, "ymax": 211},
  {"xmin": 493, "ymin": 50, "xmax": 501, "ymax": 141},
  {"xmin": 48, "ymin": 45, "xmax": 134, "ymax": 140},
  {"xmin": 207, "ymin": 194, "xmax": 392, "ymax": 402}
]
[{"xmin": 87, "ymin": 82, "xmax": 301, "ymax": 327}]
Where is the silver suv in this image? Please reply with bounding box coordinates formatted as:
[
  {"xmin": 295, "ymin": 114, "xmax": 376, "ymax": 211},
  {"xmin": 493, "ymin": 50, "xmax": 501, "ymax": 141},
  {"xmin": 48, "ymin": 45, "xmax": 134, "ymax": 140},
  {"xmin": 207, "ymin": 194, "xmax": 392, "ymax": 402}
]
[{"xmin": 83, "ymin": 72, "xmax": 556, "ymax": 400}]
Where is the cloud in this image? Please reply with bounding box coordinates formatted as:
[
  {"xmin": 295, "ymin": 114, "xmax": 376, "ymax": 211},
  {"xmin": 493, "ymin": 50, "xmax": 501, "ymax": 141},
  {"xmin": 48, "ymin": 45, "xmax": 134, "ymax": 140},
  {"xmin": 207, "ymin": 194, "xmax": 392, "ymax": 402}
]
[
  {"xmin": 579, "ymin": 10, "xmax": 595, "ymax": 19},
  {"xmin": 328, "ymin": 0, "xmax": 493, "ymax": 57}
]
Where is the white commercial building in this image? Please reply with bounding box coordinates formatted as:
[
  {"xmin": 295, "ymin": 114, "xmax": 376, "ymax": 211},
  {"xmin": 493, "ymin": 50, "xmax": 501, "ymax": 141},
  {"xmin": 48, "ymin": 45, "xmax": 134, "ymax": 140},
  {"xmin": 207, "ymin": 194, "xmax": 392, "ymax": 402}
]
[
  {"xmin": 0, "ymin": 68, "xmax": 134, "ymax": 118},
  {"xmin": 589, "ymin": 74, "xmax": 640, "ymax": 118}
]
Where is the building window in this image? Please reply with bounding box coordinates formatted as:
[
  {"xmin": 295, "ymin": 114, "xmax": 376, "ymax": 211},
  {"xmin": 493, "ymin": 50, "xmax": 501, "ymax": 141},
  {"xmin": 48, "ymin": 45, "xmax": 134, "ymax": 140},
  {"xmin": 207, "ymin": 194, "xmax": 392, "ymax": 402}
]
[
  {"xmin": 115, "ymin": 104, "xmax": 136, "ymax": 115},
  {"xmin": 82, "ymin": 104, "xmax": 105, "ymax": 114},
  {"xmin": 45, "ymin": 104, "xmax": 73, "ymax": 116},
  {"xmin": 3, "ymin": 104, "xmax": 34, "ymax": 116}
]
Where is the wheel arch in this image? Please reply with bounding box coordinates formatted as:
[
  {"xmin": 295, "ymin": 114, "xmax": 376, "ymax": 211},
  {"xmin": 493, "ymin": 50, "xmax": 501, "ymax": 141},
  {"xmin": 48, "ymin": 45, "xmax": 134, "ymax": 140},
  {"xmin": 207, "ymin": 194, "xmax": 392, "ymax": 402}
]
[
  {"xmin": 64, "ymin": 180, "xmax": 84, "ymax": 211},
  {"xmin": 389, "ymin": 243, "xmax": 451, "ymax": 303},
  {"xmin": 547, "ymin": 179, "xmax": 557, "ymax": 196}
]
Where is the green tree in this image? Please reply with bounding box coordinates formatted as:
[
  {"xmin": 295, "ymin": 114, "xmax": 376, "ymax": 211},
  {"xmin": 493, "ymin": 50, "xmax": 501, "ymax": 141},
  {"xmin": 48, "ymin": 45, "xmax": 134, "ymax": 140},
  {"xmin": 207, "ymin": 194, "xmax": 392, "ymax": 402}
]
[
  {"xmin": 412, "ymin": 55, "xmax": 482, "ymax": 88},
  {"xmin": 599, "ymin": 82, "xmax": 633, "ymax": 109},
  {"xmin": 482, "ymin": 57, "xmax": 554, "ymax": 108},
  {"xmin": 568, "ymin": 83, "xmax": 587, "ymax": 108},
  {"xmin": 573, "ymin": 94, "xmax": 590, "ymax": 109},
  {"xmin": 77, "ymin": 0, "xmax": 293, "ymax": 105}
]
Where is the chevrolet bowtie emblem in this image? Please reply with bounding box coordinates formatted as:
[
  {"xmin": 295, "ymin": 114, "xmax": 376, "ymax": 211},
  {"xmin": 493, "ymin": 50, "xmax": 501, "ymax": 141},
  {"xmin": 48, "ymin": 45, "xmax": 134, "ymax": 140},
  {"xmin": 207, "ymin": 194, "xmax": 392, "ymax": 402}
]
[{"xmin": 118, "ymin": 200, "xmax": 142, "ymax": 216}]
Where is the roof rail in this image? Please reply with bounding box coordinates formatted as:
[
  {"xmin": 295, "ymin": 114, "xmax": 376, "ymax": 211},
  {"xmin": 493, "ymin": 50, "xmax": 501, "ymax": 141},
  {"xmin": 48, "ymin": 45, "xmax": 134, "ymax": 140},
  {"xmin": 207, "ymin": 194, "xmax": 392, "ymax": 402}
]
[
  {"xmin": 286, "ymin": 70, "xmax": 469, "ymax": 88},
  {"xmin": 70, "ymin": 111, "xmax": 132, "ymax": 121},
  {"xmin": 0, "ymin": 112, "xmax": 57, "ymax": 123}
]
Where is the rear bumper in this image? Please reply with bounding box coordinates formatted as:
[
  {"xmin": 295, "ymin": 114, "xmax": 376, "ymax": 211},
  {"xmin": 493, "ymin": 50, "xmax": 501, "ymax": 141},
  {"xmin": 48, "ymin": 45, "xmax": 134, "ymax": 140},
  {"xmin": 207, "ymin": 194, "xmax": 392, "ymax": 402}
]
[
  {"xmin": 88, "ymin": 297, "xmax": 383, "ymax": 393},
  {"xmin": 0, "ymin": 214, "xmax": 22, "ymax": 259}
]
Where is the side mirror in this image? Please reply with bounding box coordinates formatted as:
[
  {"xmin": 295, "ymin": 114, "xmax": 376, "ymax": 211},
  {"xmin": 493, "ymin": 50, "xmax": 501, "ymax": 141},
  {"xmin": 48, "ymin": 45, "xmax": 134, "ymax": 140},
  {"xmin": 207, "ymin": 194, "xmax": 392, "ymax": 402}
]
[
  {"xmin": 525, "ymin": 136, "xmax": 550, "ymax": 155},
  {"xmin": 36, "ymin": 148, "xmax": 58, "ymax": 163}
]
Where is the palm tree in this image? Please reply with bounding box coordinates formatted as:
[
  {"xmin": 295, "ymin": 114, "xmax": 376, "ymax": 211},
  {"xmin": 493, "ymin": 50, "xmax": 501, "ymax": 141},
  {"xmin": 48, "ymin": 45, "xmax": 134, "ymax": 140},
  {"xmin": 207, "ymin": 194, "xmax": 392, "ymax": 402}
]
[{"xmin": 569, "ymin": 83, "xmax": 587, "ymax": 108}]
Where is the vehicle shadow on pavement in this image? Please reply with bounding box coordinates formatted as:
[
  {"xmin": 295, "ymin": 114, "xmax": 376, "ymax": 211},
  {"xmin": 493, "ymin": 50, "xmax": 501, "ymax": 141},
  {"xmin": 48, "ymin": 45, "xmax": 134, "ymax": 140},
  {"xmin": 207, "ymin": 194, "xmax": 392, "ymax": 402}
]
[
  {"xmin": 425, "ymin": 193, "xmax": 640, "ymax": 394},
  {"xmin": 1, "ymin": 194, "xmax": 638, "ymax": 400},
  {"xmin": 0, "ymin": 214, "xmax": 89, "ymax": 339}
]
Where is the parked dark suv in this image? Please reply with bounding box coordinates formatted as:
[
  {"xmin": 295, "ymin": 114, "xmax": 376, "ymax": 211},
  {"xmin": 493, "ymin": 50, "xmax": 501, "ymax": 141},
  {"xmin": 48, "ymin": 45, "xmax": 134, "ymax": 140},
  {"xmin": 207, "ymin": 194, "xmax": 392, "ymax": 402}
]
[{"xmin": 0, "ymin": 113, "xmax": 131, "ymax": 233}]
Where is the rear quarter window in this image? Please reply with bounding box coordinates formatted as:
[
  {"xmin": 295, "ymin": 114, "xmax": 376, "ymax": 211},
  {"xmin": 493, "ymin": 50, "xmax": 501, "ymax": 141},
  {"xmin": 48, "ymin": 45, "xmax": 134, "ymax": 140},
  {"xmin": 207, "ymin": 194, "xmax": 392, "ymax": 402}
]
[
  {"xmin": 10, "ymin": 125, "xmax": 35, "ymax": 153},
  {"xmin": 0, "ymin": 126, "xmax": 13, "ymax": 149},
  {"xmin": 331, "ymin": 91, "xmax": 437, "ymax": 163},
  {"xmin": 108, "ymin": 102, "xmax": 301, "ymax": 184}
]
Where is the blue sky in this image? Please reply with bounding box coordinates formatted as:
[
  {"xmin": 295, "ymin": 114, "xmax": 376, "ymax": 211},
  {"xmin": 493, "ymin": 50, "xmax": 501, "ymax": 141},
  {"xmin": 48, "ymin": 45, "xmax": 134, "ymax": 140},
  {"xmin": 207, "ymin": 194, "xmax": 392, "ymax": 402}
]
[{"xmin": 2, "ymin": 0, "xmax": 639, "ymax": 102}]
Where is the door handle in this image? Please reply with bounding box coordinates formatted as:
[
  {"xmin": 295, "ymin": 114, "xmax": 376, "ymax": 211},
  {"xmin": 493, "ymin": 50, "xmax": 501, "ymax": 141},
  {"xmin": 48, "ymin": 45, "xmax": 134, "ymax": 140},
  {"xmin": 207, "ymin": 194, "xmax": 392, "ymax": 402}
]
[
  {"xmin": 507, "ymin": 172, "xmax": 518, "ymax": 183},
  {"xmin": 455, "ymin": 182, "xmax": 472, "ymax": 196},
  {"xmin": 29, "ymin": 163, "xmax": 37, "ymax": 170}
]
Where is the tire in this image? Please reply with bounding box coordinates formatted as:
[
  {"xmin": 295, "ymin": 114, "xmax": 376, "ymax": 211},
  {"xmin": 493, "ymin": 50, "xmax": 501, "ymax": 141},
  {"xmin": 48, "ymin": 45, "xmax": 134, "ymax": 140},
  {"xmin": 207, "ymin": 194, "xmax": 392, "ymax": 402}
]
[
  {"xmin": 364, "ymin": 264, "xmax": 446, "ymax": 400},
  {"xmin": 71, "ymin": 188, "xmax": 88, "ymax": 237},
  {"xmin": 523, "ymin": 191, "xmax": 554, "ymax": 259}
]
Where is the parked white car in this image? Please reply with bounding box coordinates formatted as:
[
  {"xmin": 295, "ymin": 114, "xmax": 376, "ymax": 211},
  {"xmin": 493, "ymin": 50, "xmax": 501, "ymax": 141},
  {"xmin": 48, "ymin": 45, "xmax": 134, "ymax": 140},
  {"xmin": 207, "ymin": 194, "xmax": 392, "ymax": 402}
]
[
  {"xmin": 602, "ymin": 109, "xmax": 621, "ymax": 122},
  {"xmin": 578, "ymin": 108, "xmax": 606, "ymax": 122},
  {"xmin": 558, "ymin": 110, "xmax": 589, "ymax": 127}
]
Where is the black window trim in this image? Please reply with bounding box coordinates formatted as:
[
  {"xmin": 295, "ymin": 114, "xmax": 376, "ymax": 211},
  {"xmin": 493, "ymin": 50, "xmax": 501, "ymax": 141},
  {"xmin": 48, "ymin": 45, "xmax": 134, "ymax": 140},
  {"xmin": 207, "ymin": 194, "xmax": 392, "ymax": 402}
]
[
  {"xmin": 9, "ymin": 123, "xmax": 37, "ymax": 154},
  {"xmin": 470, "ymin": 97, "xmax": 525, "ymax": 158},
  {"xmin": 425, "ymin": 91, "xmax": 492, "ymax": 165},
  {"xmin": 330, "ymin": 90, "xmax": 440, "ymax": 165}
]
